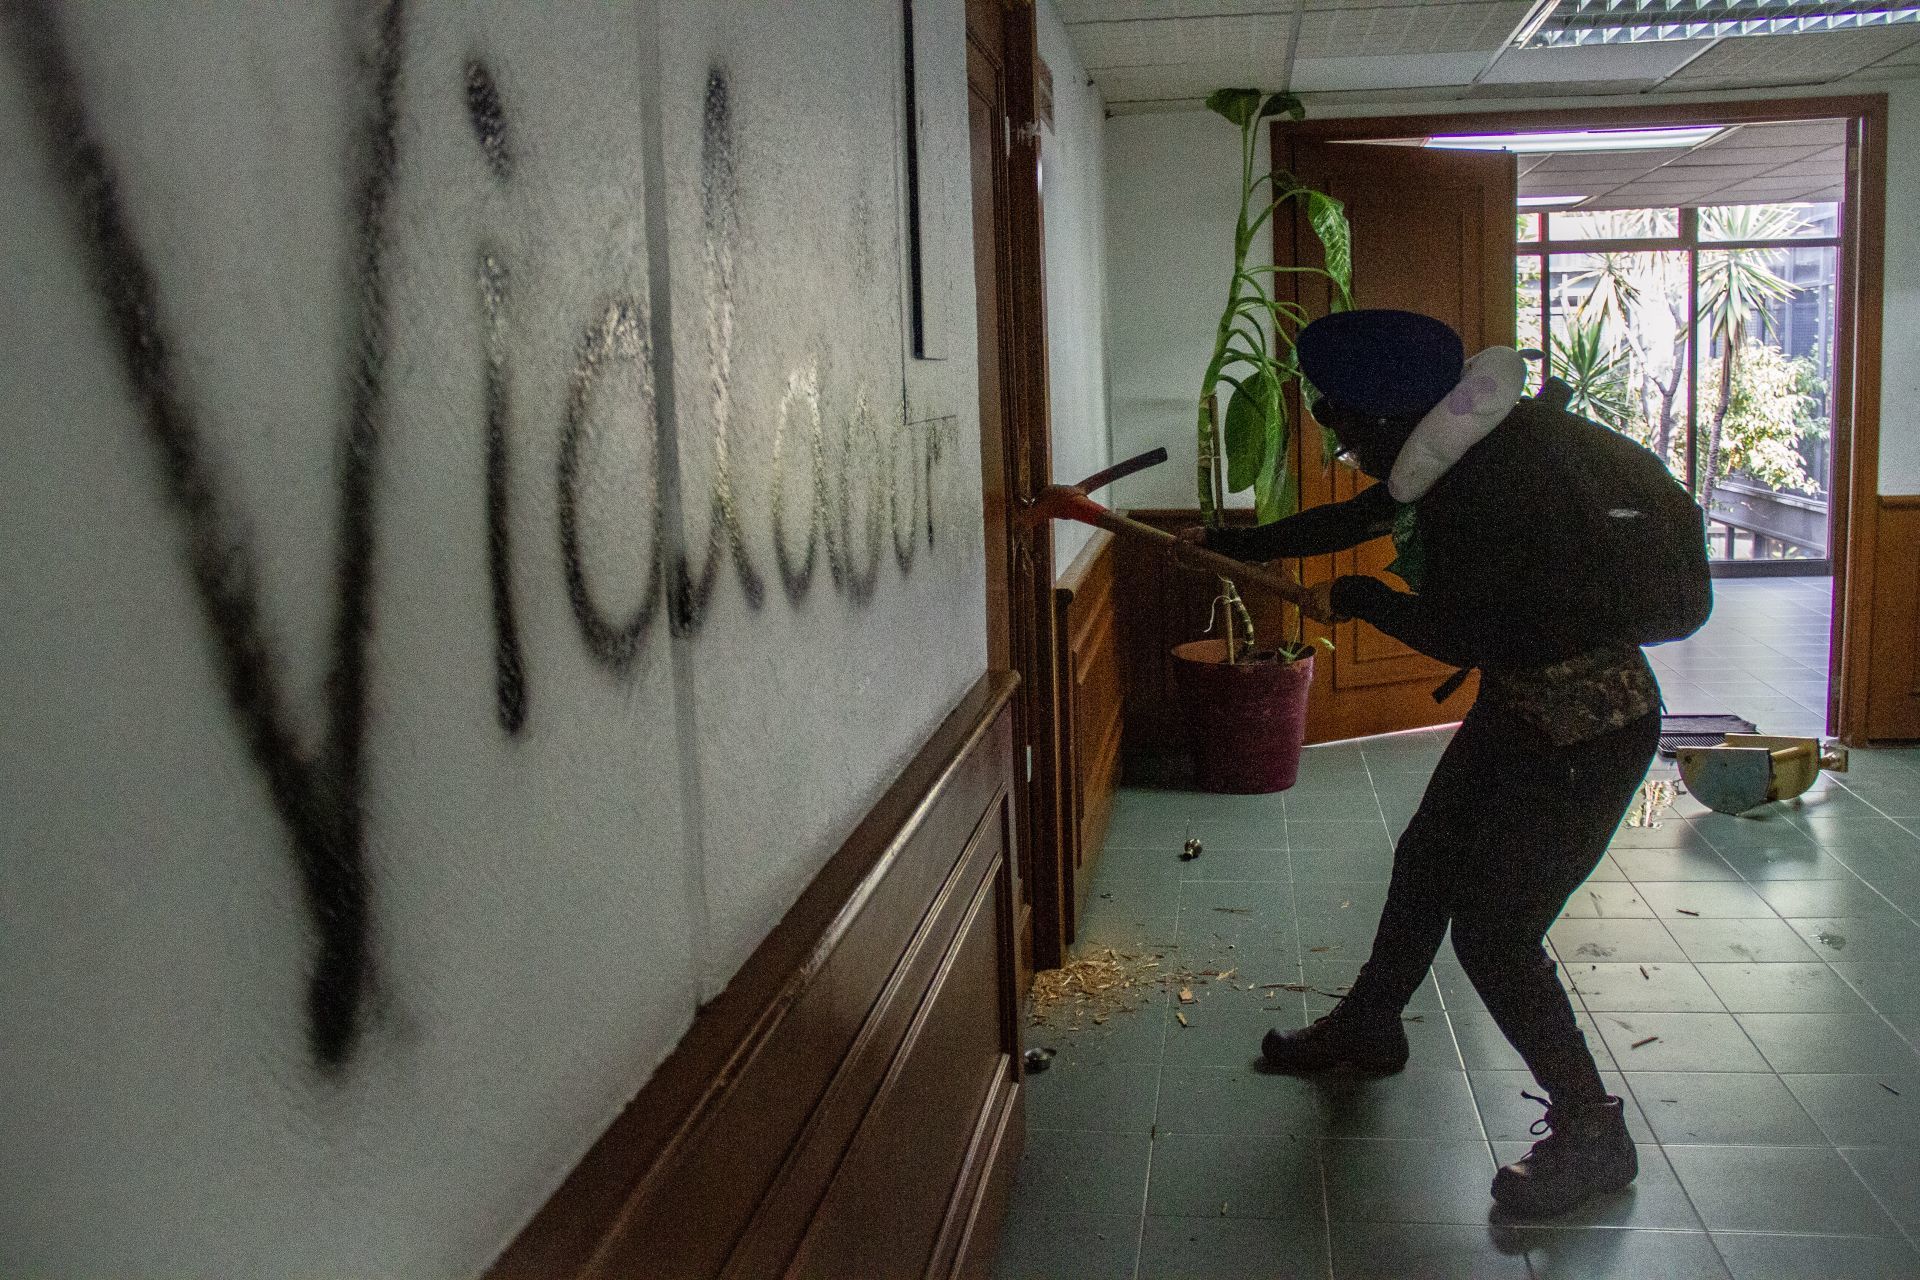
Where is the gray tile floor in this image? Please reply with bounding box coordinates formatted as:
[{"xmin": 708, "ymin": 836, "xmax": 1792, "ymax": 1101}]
[{"xmin": 995, "ymin": 578, "xmax": 1920, "ymax": 1279}]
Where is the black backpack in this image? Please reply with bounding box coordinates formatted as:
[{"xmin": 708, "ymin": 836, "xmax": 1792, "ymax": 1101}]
[{"xmin": 1544, "ymin": 380, "xmax": 1713, "ymax": 647}]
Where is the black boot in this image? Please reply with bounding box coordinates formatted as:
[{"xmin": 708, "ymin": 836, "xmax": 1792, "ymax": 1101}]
[
  {"xmin": 1261, "ymin": 1002, "xmax": 1410, "ymax": 1075},
  {"xmin": 1491, "ymin": 1093, "xmax": 1637, "ymax": 1218}
]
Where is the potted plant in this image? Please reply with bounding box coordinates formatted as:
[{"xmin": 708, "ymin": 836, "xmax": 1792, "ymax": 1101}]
[{"xmin": 1173, "ymin": 88, "xmax": 1354, "ymax": 794}]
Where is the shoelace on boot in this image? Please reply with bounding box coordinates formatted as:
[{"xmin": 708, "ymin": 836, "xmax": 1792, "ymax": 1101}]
[{"xmin": 1520, "ymin": 1089, "xmax": 1569, "ymax": 1159}]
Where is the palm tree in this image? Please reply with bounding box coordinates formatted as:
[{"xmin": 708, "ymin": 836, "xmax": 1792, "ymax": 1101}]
[
  {"xmin": 1695, "ymin": 205, "xmax": 1808, "ymax": 499},
  {"xmin": 1550, "ymin": 313, "xmax": 1634, "ymax": 434}
]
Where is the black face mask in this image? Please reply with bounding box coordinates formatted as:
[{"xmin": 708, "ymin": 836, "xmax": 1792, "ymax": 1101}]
[{"xmin": 1313, "ymin": 398, "xmax": 1418, "ymax": 481}]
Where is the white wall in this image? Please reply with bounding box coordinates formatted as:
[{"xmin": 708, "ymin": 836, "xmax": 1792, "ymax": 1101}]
[
  {"xmin": 1105, "ymin": 109, "xmax": 1271, "ymax": 512},
  {"xmin": 1103, "ymin": 77, "xmax": 1920, "ymax": 502},
  {"xmin": 1876, "ymin": 79, "xmax": 1920, "ymax": 494},
  {"xmin": 1036, "ymin": 0, "xmax": 1111, "ymax": 572},
  {"xmin": 0, "ymin": 1, "xmax": 984, "ymax": 1275}
]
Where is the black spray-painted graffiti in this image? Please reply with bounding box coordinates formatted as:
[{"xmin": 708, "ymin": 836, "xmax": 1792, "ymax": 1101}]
[
  {"xmin": 5, "ymin": 5, "xmax": 956, "ymax": 1071},
  {"xmin": 1, "ymin": 0, "xmax": 402, "ymax": 1071}
]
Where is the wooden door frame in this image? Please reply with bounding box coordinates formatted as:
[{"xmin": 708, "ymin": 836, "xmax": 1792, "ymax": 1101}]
[
  {"xmin": 967, "ymin": 0, "xmax": 1069, "ymax": 971},
  {"xmin": 1273, "ymin": 93, "xmax": 1889, "ymax": 745}
]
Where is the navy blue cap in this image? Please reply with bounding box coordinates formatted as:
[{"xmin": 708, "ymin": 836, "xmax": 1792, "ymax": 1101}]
[{"xmin": 1297, "ymin": 310, "xmax": 1465, "ymax": 419}]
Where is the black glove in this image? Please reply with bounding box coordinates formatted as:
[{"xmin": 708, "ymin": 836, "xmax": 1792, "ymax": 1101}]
[
  {"xmin": 1202, "ymin": 524, "xmax": 1268, "ymax": 561},
  {"xmin": 1329, "ymin": 574, "xmax": 1393, "ymax": 621}
]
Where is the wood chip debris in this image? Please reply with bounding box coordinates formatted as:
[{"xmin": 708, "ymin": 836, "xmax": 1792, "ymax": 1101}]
[
  {"xmin": 1881, "ymin": 1082, "xmax": 1902, "ymax": 1096},
  {"xmin": 1630, "ymin": 1035, "xmax": 1660, "ymax": 1049},
  {"xmin": 1179, "ymin": 986, "xmax": 1196, "ymax": 1004},
  {"xmin": 1214, "ymin": 906, "xmax": 1253, "ymax": 914},
  {"xmin": 1176, "ymin": 1010, "xmax": 1189, "ymax": 1027},
  {"xmin": 1676, "ymin": 908, "xmax": 1700, "ymax": 917},
  {"xmin": 1639, "ymin": 965, "xmax": 1651, "ymax": 980},
  {"xmin": 1626, "ymin": 779, "xmax": 1676, "ymax": 828}
]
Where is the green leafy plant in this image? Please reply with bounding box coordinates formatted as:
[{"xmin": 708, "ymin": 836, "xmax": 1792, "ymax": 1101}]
[
  {"xmin": 1696, "ymin": 205, "xmax": 1808, "ymax": 500},
  {"xmin": 1549, "ymin": 313, "xmax": 1634, "ymax": 434},
  {"xmin": 1196, "ymin": 88, "xmax": 1354, "ymax": 663}
]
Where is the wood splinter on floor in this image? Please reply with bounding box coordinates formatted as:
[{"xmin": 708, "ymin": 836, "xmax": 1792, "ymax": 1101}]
[
  {"xmin": 1175, "ymin": 1010, "xmax": 1189, "ymax": 1027},
  {"xmin": 1881, "ymin": 1082, "xmax": 1902, "ymax": 1096},
  {"xmin": 1676, "ymin": 908, "xmax": 1700, "ymax": 917},
  {"xmin": 1179, "ymin": 986, "xmax": 1196, "ymax": 1004},
  {"xmin": 1639, "ymin": 965, "xmax": 1651, "ymax": 980},
  {"xmin": 1631, "ymin": 1035, "xmax": 1660, "ymax": 1049}
]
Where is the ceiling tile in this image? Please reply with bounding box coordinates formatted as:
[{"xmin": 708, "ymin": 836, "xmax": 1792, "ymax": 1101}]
[
  {"xmin": 1665, "ymin": 28, "xmax": 1920, "ymax": 90},
  {"xmin": 1093, "ymin": 61, "xmax": 1293, "ymax": 103},
  {"xmin": 1071, "ymin": 14, "xmax": 1297, "ymax": 70},
  {"xmin": 1289, "ymin": 51, "xmax": 1489, "ymax": 90},
  {"xmin": 1295, "ymin": 0, "xmax": 1532, "ymax": 58},
  {"xmin": 1527, "ymin": 150, "xmax": 1691, "ymax": 172},
  {"xmin": 1061, "ymin": 0, "xmax": 1290, "ymax": 20},
  {"xmin": 1463, "ymin": 76, "xmax": 1657, "ymax": 97},
  {"xmin": 1479, "ymin": 39, "xmax": 1702, "ymax": 85}
]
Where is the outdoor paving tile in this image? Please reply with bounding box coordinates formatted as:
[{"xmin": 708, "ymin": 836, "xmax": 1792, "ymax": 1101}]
[
  {"xmin": 1490, "ymin": 1143, "xmax": 1703, "ymax": 1231},
  {"xmin": 991, "ymin": 1211, "xmax": 1140, "ymax": 1280},
  {"xmin": 1698, "ymin": 961, "xmax": 1877, "ymax": 1014},
  {"xmin": 1622, "ymin": 1071, "xmax": 1826, "ymax": 1145},
  {"xmin": 1666, "ymin": 1144, "xmax": 1900, "ymax": 1236},
  {"xmin": 1711, "ymin": 1231, "xmax": 1920, "ymax": 1280},
  {"xmin": 1666, "ymin": 916, "xmax": 1822, "ymax": 963},
  {"xmin": 1144, "ymin": 1130, "xmax": 1323, "ymax": 1219},
  {"xmin": 1780, "ymin": 1072, "xmax": 1920, "ymax": 1147},
  {"xmin": 1328, "ymin": 1222, "xmax": 1530, "ymax": 1280},
  {"xmin": 1320, "ymin": 1137, "xmax": 1498, "ymax": 1226},
  {"xmin": 1513, "ymin": 1226, "xmax": 1730, "ymax": 1279},
  {"xmin": 1135, "ymin": 1214, "xmax": 1328, "ymax": 1280},
  {"xmin": 1591, "ymin": 1010, "xmax": 1771, "ymax": 1072}
]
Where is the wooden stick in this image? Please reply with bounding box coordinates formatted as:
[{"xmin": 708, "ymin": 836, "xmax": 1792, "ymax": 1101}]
[{"xmin": 1033, "ymin": 486, "xmax": 1315, "ymax": 611}]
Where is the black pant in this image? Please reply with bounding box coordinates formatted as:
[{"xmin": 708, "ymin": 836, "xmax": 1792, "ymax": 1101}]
[{"xmin": 1347, "ymin": 703, "xmax": 1661, "ymax": 1109}]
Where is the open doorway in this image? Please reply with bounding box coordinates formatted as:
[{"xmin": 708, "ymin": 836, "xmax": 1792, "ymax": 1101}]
[{"xmin": 1278, "ymin": 94, "xmax": 1888, "ymax": 742}]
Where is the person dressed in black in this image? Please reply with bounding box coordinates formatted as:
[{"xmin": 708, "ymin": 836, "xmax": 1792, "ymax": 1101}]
[{"xmin": 1204, "ymin": 309, "xmax": 1710, "ymax": 1218}]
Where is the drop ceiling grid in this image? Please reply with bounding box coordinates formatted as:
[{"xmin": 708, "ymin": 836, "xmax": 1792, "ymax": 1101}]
[
  {"xmin": 1070, "ymin": 14, "xmax": 1299, "ymax": 70},
  {"xmin": 1666, "ymin": 26, "xmax": 1920, "ymax": 87},
  {"xmin": 1294, "ymin": 0, "xmax": 1534, "ymax": 58}
]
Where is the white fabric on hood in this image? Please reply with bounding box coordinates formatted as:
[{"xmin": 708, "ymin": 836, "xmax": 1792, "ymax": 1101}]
[{"xmin": 1386, "ymin": 346, "xmax": 1530, "ymax": 503}]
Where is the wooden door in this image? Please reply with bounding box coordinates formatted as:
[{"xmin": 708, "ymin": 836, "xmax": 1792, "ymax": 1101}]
[
  {"xmin": 1276, "ymin": 138, "xmax": 1517, "ymax": 743},
  {"xmin": 967, "ymin": 0, "xmax": 1064, "ymax": 982}
]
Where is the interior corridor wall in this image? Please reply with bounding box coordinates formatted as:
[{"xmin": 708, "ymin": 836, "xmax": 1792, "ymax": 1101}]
[
  {"xmin": 1036, "ymin": 0, "xmax": 1112, "ymax": 572},
  {"xmin": 0, "ymin": 1, "xmax": 985, "ymax": 1274}
]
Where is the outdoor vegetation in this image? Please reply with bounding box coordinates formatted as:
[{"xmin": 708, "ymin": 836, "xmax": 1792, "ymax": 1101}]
[{"xmin": 1518, "ymin": 203, "xmax": 1835, "ymax": 560}]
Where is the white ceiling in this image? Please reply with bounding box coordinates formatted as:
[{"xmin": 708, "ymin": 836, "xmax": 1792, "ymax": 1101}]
[
  {"xmin": 1061, "ymin": 0, "xmax": 1920, "ymax": 114},
  {"xmin": 1061, "ymin": 0, "xmax": 1915, "ymax": 208}
]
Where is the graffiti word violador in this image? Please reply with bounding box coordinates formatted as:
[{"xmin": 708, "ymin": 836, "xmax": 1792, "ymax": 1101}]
[{"xmin": 4, "ymin": 1, "xmax": 955, "ymax": 1072}]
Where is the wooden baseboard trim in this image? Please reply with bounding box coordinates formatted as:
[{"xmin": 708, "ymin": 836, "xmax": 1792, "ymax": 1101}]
[{"xmin": 490, "ymin": 672, "xmax": 1024, "ymax": 1280}]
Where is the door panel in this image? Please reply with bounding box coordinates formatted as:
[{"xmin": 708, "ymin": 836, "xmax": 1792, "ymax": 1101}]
[{"xmin": 1279, "ymin": 139, "xmax": 1517, "ymax": 743}]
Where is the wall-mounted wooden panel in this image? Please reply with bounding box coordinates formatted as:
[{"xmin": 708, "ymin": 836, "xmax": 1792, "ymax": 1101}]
[
  {"xmin": 492, "ymin": 675, "xmax": 1024, "ymax": 1280},
  {"xmin": 1055, "ymin": 531, "xmax": 1122, "ymax": 935},
  {"xmin": 1864, "ymin": 496, "xmax": 1920, "ymax": 740}
]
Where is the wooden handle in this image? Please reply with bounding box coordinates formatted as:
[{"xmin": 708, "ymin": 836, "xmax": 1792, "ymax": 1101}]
[{"xmin": 1034, "ymin": 486, "xmax": 1314, "ymax": 609}]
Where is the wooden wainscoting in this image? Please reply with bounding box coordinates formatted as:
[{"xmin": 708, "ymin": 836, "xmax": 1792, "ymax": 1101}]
[
  {"xmin": 492, "ymin": 674, "xmax": 1024, "ymax": 1280},
  {"xmin": 1054, "ymin": 531, "xmax": 1122, "ymax": 939},
  {"xmin": 1861, "ymin": 496, "xmax": 1920, "ymax": 741}
]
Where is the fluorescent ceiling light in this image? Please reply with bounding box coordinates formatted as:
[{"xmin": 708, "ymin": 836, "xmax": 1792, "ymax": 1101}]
[
  {"xmin": 1518, "ymin": 194, "xmax": 1586, "ymax": 207},
  {"xmin": 1426, "ymin": 126, "xmax": 1723, "ymax": 153},
  {"xmin": 1520, "ymin": 0, "xmax": 1920, "ymax": 47}
]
